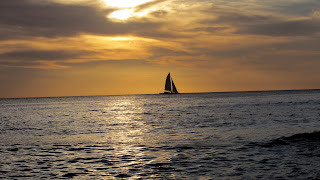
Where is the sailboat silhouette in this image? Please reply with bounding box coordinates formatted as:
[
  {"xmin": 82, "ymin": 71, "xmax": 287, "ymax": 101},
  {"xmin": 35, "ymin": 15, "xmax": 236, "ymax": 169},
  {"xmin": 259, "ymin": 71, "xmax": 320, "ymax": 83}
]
[{"xmin": 161, "ymin": 73, "xmax": 179, "ymax": 94}]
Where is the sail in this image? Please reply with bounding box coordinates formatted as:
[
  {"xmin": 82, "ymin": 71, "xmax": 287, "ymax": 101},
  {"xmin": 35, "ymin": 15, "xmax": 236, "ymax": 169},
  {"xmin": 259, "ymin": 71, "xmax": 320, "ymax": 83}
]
[
  {"xmin": 164, "ymin": 73, "xmax": 172, "ymax": 91},
  {"xmin": 172, "ymin": 80, "xmax": 178, "ymax": 93}
]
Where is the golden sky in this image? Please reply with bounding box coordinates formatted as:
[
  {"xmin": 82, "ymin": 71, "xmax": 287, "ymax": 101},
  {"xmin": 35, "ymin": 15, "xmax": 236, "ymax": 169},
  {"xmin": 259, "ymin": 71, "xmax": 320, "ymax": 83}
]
[{"xmin": 0, "ymin": 0, "xmax": 320, "ymax": 98}]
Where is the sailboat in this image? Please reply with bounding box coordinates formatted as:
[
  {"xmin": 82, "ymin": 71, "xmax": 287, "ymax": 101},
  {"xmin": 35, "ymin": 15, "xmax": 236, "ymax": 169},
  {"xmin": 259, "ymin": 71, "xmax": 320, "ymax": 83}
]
[{"xmin": 161, "ymin": 72, "xmax": 180, "ymax": 94}]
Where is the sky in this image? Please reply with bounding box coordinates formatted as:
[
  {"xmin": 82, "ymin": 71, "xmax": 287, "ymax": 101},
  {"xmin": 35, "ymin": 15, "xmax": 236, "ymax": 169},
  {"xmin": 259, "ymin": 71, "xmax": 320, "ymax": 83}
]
[{"xmin": 0, "ymin": 0, "xmax": 320, "ymax": 98}]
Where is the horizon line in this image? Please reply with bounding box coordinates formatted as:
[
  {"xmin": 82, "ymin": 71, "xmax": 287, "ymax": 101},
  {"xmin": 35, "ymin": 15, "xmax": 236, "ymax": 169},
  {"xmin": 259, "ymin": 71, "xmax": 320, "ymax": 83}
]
[{"xmin": 1, "ymin": 88, "xmax": 320, "ymax": 99}]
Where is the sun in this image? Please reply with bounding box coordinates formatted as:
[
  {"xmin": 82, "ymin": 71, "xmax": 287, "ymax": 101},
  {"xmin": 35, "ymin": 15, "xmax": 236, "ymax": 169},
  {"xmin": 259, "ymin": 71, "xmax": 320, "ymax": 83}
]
[
  {"xmin": 102, "ymin": 0, "xmax": 154, "ymax": 21},
  {"xmin": 103, "ymin": 0, "xmax": 152, "ymax": 8},
  {"xmin": 108, "ymin": 9, "xmax": 148, "ymax": 21},
  {"xmin": 109, "ymin": 9, "xmax": 134, "ymax": 20}
]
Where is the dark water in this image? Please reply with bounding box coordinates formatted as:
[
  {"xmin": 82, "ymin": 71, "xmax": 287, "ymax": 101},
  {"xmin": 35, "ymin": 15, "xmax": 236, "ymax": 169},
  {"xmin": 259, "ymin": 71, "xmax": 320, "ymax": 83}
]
[{"xmin": 1, "ymin": 90, "xmax": 320, "ymax": 179}]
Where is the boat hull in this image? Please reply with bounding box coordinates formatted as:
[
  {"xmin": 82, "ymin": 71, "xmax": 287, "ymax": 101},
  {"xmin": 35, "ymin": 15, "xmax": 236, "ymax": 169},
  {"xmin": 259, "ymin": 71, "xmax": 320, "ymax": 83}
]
[{"xmin": 160, "ymin": 92, "xmax": 180, "ymax": 94}]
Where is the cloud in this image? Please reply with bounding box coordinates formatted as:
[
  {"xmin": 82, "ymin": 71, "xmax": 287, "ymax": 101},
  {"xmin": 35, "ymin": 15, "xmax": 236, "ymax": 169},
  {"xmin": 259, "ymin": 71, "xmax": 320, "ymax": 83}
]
[
  {"xmin": 0, "ymin": 49, "xmax": 95, "ymax": 69},
  {"xmin": 149, "ymin": 10, "xmax": 169, "ymax": 18},
  {"xmin": 215, "ymin": 13, "xmax": 276, "ymax": 25},
  {"xmin": 186, "ymin": 26, "xmax": 228, "ymax": 33},
  {"xmin": 149, "ymin": 47, "xmax": 196, "ymax": 59},
  {"xmin": 261, "ymin": 0, "xmax": 320, "ymax": 16},
  {"xmin": 134, "ymin": 0, "xmax": 167, "ymax": 12},
  {"xmin": 0, "ymin": 0, "xmax": 319, "ymax": 68},
  {"xmin": 202, "ymin": 5, "xmax": 320, "ymax": 37},
  {"xmin": 237, "ymin": 19, "xmax": 320, "ymax": 36},
  {"xmin": 0, "ymin": 50, "xmax": 89, "ymax": 61},
  {"xmin": 312, "ymin": 10, "xmax": 320, "ymax": 20},
  {"xmin": 0, "ymin": 0, "xmax": 163, "ymax": 40}
]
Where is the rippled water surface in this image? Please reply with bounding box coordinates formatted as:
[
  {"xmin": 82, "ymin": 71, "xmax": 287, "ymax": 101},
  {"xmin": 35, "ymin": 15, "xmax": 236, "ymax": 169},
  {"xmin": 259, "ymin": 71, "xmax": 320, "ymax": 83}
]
[{"xmin": 1, "ymin": 90, "xmax": 320, "ymax": 179}]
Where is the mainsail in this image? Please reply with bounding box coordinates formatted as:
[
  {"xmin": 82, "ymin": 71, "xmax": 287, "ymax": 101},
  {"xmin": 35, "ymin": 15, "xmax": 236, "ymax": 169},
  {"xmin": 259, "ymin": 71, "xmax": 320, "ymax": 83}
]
[
  {"xmin": 163, "ymin": 72, "xmax": 179, "ymax": 94},
  {"xmin": 165, "ymin": 73, "xmax": 172, "ymax": 91}
]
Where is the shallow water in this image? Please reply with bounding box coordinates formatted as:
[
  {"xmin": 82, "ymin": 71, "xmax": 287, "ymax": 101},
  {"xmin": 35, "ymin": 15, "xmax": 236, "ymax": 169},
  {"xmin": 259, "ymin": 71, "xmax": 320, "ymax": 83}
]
[{"xmin": 1, "ymin": 90, "xmax": 320, "ymax": 179}]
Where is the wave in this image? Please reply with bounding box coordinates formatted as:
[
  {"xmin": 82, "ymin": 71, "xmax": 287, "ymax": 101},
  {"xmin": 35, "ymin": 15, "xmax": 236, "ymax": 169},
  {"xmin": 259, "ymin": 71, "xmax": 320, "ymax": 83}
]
[
  {"xmin": 248, "ymin": 131, "xmax": 320, "ymax": 147},
  {"xmin": 277, "ymin": 131, "xmax": 320, "ymax": 142}
]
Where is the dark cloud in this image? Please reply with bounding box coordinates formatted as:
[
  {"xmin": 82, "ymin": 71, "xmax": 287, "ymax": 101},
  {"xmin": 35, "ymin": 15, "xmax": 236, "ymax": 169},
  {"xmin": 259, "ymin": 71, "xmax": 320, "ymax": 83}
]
[
  {"xmin": 0, "ymin": 50, "xmax": 89, "ymax": 61},
  {"xmin": 67, "ymin": 59, "xmax": 150, "ymax": 68},
  {"xmin": 215, "ymin": 13, "xmax": 275, "ymax": 25},
  {"xmin": 135, "ymin": 30, "xmax": 186, "ymax": 39},
  {"xmin": 204, "ymin": 9, "xmax": 320, "ymax": 36},
  {"xmin": 0, "ymin": 49, "xmax": 91, "ymax": 68},
  {"xmin": 0, "ymin": 59, "xmax": 45, "ymax": 67},
  {"xmin": 0, "ymin": 49, "xmax": 152, "ymax": 68},
  {"xmin": 264, "ymin": 0, "xmax": 320, "ymax": 16},
  {"xmin": 0, "ymin": 0, "xmax": 163, "ymax": 40},
  {"xmin": 186, "ymin": 26, "xmax": 228, "ymax": 33},
  {"xmin": 149, "ymin": 10, "xmax": 168, "ymax": 18},
  {"xmin": 200, "ymin": 10, "xmax": 278, "ymax": 34},
  {"xmin": 237, "ymin": 19, "xmax": 320, "ymax": 36}
]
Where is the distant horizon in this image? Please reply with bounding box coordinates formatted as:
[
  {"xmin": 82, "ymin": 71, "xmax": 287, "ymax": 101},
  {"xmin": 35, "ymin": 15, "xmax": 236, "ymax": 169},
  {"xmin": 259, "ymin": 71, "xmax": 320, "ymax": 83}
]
[{"xmin": 1, "ymin": 88, "xmax": 319, "ymax": 99}]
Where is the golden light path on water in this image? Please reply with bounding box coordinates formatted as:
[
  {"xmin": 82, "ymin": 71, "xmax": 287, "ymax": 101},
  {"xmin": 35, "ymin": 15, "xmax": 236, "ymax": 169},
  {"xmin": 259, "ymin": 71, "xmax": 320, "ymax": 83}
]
[
  {"xmin": 99, "ymin": 98, "xmax": 174, "ymax": 176},
  {"xmin": 104, "ymin": 99, "xmax": 145, "ymax": 144}
]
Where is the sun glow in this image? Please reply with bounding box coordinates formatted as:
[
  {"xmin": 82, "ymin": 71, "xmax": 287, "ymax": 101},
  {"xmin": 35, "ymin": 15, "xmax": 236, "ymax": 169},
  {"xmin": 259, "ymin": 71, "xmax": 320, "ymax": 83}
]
[
  {"xmin": 109, "ymin": 9, "xmax": 134, "ymax": 20},
  {"xmin": 108, "ymin": 9, "xmax": 149, "ymax": 21},
  {"xmin": 103, "ymin": 0, "xmax": 153, "ymax": 20},
  {"xmin": 103, "ymin": 0, "xmax": 152, "ymax": 8}
]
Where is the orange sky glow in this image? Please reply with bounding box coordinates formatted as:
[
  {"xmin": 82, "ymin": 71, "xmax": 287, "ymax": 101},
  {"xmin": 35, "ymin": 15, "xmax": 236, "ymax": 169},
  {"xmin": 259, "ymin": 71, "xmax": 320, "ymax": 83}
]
[{"xmin": 0, "ymin": 0, "xmax": 320, "ymax": 98}]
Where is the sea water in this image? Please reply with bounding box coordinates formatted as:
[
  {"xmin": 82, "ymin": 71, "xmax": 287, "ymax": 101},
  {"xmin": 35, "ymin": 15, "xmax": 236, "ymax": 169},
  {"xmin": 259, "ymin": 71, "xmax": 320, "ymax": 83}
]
[{"xmin": 0, "ymin": 90, "xmax": 320, "ymax": 179}]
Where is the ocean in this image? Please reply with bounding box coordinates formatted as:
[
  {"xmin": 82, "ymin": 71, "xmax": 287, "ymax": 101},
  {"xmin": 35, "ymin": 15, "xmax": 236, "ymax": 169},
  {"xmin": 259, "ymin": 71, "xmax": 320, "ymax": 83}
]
[{"xmin": 1, "ymin": 90, "xmax": 320, "ymax": 179}]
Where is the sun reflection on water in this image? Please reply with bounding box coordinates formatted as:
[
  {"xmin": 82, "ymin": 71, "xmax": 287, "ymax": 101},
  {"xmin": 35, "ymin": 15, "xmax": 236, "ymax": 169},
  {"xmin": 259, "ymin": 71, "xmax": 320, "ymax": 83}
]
[
  {"xmin": 100, "ymin": 98, "xmax": 162, "ymax": 177},
  {"xmin": 102, "ymin": 98, "xmax": 147, "ymax": 145}
]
